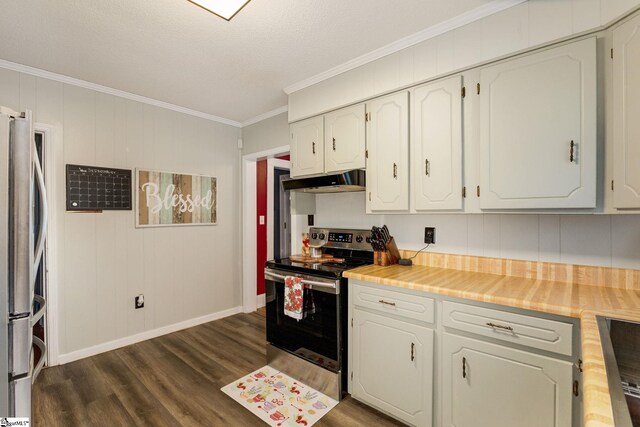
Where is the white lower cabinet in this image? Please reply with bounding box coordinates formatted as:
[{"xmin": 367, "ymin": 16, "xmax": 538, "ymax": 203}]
[
  {"xmin": 352, "ymin": 308, "xmax": 434, "ymax": 427},
  {"xmin": 349, "ymin": 282, "xmax": 579, "ymax": 427},
  {"xmin": 442, "ymin": 333, "xmax": 573, "ymax": 427}
]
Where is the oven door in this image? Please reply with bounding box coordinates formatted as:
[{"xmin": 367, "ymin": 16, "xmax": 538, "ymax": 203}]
[{"xmin": 265, "ymin": 268, "xmax": 341, "ymax": 372}]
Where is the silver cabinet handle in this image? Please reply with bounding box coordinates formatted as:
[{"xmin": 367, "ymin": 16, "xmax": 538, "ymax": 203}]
[
  {"xmin": 486, "ymin": 322, "xmax": 514, "ymax": 331},
  {"xmin": 332, "ymin": 137, "xmax": 336, "ymax": 151},
  {"xmin": 425, "ymin": 158, "xmax": 430, "ymax": 176},
  {"xmin": 569, "ymin": 140, "xmax": 576, "ymax": 163},
  {"xmin": 312, "ymin": 141, "xmax": 316, "ymax": 154},
  {"xmin": 378, "ymin": 299, "xmax": 396, "ymax": 306},
  {"xmin": 393, "ymin": 163, "xmax": 397, "ymax": 179},
  {"xmin": 411, "ymin": 342, "xmax": 415, "ymax": 361},
  {"xmin": 462, "ymin": 356, "xmax": 467, "ymax": 378}
]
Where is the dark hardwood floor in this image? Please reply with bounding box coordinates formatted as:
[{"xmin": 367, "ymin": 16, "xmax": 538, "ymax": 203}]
[{"xmin": 33, "ymin": 312, "xmax": 404, "ymax": 426}]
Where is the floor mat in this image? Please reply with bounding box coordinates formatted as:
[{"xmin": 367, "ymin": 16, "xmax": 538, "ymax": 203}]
[{"xmin": 221, "ymin": 366, "xmax": 339, "ymax": 426}]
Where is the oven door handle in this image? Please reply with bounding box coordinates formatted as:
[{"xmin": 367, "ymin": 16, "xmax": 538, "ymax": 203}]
[{"xmin": 265, "ymin": 270, "xmax": 338, "ymax": 290}]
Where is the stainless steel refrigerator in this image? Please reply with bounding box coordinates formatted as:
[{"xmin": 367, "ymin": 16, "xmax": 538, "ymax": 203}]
[{"xmin": 0, "ymin": 107, "xmax": 47, "ymax": 418}]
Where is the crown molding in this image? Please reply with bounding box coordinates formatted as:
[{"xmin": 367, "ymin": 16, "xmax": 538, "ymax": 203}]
[
  {"xmin": 241, "ymin": 105, "xmax": 288, "ymax": 127},
  {"xmin": 0, "ymin": 58, "xmax": 243, "ymax": 128},
  {"xmin": 283, "ymin": 0, "xmax": 527, "ymax": 95}
]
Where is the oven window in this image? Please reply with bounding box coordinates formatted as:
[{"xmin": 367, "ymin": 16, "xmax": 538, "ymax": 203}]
[{"xmin": 266, "ymin": 278, "xmax": 339, "ymax": 371}]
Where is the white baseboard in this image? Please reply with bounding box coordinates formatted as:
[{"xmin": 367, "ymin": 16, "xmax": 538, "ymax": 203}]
[
  {"xmin": 57, "ymin": 305, "xmax": 243, "ymax": 365},
  {"xmin": 256, "ymin": 293, "xmax": 266, "ymax": 308}
]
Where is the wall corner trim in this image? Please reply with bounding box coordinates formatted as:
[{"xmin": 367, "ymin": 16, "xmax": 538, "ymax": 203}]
[
  {"xmin": 242, "ymin": 105, "xmax": 289, "ymax": 127},
  {"xmin": 283, "ymin": 0, "xmax": 527, "ymax": 95},
  {"xmin": 56, "ymin": 306, "xmax": 243, "ymax": 365},
  {"xmin": 0, "ymin": 59, "xmax": 243, "ymax": 128}
]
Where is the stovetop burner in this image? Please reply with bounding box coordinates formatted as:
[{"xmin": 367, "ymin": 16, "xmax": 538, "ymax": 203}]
[
  {"xmin": 266, "ymin": 253, "xmax": 373, "ymax": 279},
  {"xmin": 266, "ymin": 227, "xmax": 374, "ymax": 279}
]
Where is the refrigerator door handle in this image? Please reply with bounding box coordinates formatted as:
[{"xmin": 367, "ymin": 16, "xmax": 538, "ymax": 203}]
[
  {"xmin": 9, "ymin": 376, "xmax": 31, "ymax": 418},
  {"xmin": 33, "ymin": 145, "xmax": 47, "ymax": 277},
  {"xmin": 9, "ymin": 113, "xmax": 34, "ymax": 316},
  {"xmin": 8, "ymin": 316, "xmax": 32, "ymax": 377}
]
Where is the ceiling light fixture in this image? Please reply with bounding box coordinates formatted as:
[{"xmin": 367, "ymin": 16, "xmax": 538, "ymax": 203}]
[{"xmin": 188, "ymin": 0, "xmax": 252, "ymax": 21}]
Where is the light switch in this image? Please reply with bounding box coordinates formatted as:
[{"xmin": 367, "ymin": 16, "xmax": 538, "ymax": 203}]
[{"xmin": 259, "ymin": 215, "xmax": 265, "ymax": 225}]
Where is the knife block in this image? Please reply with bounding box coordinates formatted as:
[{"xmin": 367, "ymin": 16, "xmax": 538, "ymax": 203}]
[{"xmin": 374, "ymin": 237, "xmax": 401, "ymax": 266}]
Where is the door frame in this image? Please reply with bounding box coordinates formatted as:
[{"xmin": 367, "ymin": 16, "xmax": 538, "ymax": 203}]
[
  {"xmin": 266, "ymin": 158, "xmax": 290, "ymax": 262},
  {"xmin": 242, "ymin": 145, "xmax": 289, "ymax": 313},
  {"xmin": 34, "ymin": 122, "xmax": 62, "ymax": 366}
]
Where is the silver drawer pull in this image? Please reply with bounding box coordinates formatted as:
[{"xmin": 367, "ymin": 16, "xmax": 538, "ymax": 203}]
[
  {"xmin": 379, "ymin": 299, "xmax": 396, "ymax": 306},
  {"xmin": 486, "ymin": 322, "xmax": 514, "ymax": 331}
]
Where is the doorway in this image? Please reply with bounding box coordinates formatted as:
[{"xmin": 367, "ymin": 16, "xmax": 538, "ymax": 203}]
[
  {"xmin": 273, "ymin": 167, "xmax": 291, "ymax": 259},
  {"xmin": 242, "ymin": 145, "xmax": 290, "ymax": 313},
  {"xmin": 257, "ymin": 157, "xmax": 290, "ymax": 308}
]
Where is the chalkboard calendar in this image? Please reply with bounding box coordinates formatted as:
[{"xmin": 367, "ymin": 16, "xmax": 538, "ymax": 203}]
[{"xmin": 66, "ymin": 164, "xmax": 132, "ymax": 211}]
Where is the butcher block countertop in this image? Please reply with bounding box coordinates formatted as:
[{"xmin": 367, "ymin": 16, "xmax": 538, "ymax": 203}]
[{"xmin": 344, "ymin": 261, "xmax": 640, "ymax": 427}]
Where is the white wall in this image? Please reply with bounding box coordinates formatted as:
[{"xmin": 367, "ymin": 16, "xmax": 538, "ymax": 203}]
[
  {"xmin": 289, "ymin": 0, "xmax": 640, "ymax": 122},
  {"xmin": 0, "ymin": 67, "xmax": 242, "ymax": 359},
  {"xmin": 241, "ymin": 112, "xmax": 289, "ymax": 156},
  {"xmin": 314, "ymin": 192, "xmax": 640, "ymax": 270}
]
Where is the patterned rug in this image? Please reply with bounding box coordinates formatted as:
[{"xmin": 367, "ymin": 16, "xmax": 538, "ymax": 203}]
[{"xmin": 221, "ymin": 366, "xmax": 339, "ymax": 426}]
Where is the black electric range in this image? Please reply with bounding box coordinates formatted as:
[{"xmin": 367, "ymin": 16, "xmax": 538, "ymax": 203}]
[{"xmin": 264, "ymin": 227, "xmax": 373, "ymax": 401}]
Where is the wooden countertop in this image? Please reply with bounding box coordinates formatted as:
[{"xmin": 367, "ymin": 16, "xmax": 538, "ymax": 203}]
[{"xmin": 344, "ymin": 263, "xmax": 640, "ymax": 427}]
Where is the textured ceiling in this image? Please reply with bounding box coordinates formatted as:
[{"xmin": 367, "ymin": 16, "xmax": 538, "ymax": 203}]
[{"xmin": 0, "ymin": 0, "xmax": 492, "ymax": 123}]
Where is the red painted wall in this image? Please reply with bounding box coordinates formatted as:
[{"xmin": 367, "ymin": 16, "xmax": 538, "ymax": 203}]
[
  {"xmin": 256, "ymin": 160, "xmax": 268, "ymax": 295},
  {"xmin": 277, "ymin": 154, "xmax": 290, "ymax": 161}
]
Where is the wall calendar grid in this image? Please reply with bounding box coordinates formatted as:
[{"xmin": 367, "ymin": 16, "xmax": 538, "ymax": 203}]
[{"xmin": 66, "ymin": 164, "xmax": 132, "ymax": 211}]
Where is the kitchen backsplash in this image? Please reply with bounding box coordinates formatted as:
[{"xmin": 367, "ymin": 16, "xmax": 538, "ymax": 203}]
[{"xmin": 312, "ymin": 192, "xmax": 640, "ymax": 270}]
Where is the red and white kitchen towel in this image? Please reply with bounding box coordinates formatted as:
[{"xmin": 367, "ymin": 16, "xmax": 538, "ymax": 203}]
[{"xmin": 284, "ymin": 276, "xmax": 304, "ymax": 320}]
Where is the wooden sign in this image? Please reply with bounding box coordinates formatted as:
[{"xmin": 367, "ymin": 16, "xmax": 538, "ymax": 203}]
[{"xmin": 136, "ymin": 169, "xmax": 217, "ymax": 227}]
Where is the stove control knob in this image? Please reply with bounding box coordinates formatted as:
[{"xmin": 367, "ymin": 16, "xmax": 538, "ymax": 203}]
[
  {"xmin": 311, "ymin": 233, "xmax": 318, "ymax": 239},
  {"xmin": 366, "ymin": 236, "xmax": 371, "ymax": 243},
  {"xmin": 318, "ymin": 233, "xmax": 326, "ymax": 240},
  {"xmin": 355, "ymin": 235, "xmax": 363, "ymax": 243}
]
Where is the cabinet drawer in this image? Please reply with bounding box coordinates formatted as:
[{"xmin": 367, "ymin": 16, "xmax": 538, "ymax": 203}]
[
  {"xmin": 352, "ymin": 284, "xmax": 435, "ymax": 324},
  {"xmin": 442, "ymin": 301, "xmax": 573, "ymax": 356}
]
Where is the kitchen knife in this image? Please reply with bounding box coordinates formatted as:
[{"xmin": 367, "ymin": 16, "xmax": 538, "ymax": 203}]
[{"xmin": 382, "ymin": 225, "xmax": 390, "ymax": 243}]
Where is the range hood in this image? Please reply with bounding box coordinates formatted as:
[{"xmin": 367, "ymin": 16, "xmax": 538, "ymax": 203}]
[{"xmin": 282, "ymin": 170, "xmax": 365, "ymax": 193}]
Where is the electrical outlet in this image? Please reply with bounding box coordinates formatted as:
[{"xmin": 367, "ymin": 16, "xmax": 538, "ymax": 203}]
[
  {"xmin": 424, "ymin": 227, "xmax": 436, "ymax": 244},
  {"xmin": 135, "ymin": 294, "xmax": 144, "ymax": 309}
]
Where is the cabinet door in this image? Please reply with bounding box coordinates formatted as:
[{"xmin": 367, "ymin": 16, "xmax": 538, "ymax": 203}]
[
  {"xmin": 479, "ymin": 37, "xmax": 596, "ymax": 209},
  {"xmin": 290, "ymin": 116, "xmax": 324, "ymax": 178},
  {"xmin": 366, "ymin": 92, "xmax": 409, "ymax": 211},
  {"xmin": 352, "ymin": 309, "xmax": 433, "ymax": 427},
  {"xmin": 411, "ymin": 76, "xmax": 463, "ymax": 211},
  {"xmin": 442, "ymin": 333, "xmax": 573, "ymax": 427},
  {"xmin": 613, "ymin": 14, "xmax": 640, "ymax": 208},
  {"xmin": 324, "ymin": 104, "xmax": 366, "ymax": 173}
]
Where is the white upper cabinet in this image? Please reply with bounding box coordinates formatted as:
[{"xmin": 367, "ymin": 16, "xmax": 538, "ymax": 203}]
[
  {"xmin": 479, "ymin": 37, "xmax": 597, "ymax": 209},
  {"xmin": 290, "ymin": 116, "xmax": 324, "ymax": 178},
  {"xmin": 613, "ymin": 14, "xmax": 640, "ymax": 209},
  {"xmin": 366, "ymin": 92, "xmax": 410, "ymax": 211},
  {"xmin": 324, "ymin": 104, "xmax": 366, "ymax": 173},
  {"xmin": 411, "ymin": 75, "xmax": 464, "ymax": 211}
]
